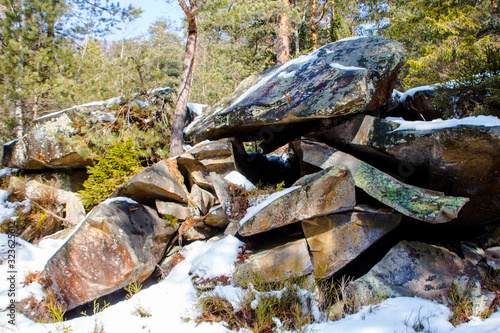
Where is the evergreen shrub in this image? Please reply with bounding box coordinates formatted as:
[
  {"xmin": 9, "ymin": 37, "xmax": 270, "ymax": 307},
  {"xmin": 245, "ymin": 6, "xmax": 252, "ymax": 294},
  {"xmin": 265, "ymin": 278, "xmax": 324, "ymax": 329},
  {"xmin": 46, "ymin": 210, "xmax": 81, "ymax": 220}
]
[{"xmin": 79, "ymin": 138, "xmax": 143, "ymax": 209}]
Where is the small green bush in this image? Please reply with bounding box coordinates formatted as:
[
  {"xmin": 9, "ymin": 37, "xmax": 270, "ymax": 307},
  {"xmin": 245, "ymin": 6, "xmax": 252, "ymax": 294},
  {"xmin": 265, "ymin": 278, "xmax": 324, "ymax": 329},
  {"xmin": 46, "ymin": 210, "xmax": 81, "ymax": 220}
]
[{"xmin": 79, "ymin": 138, "xmax": 142, "ymax": 209}]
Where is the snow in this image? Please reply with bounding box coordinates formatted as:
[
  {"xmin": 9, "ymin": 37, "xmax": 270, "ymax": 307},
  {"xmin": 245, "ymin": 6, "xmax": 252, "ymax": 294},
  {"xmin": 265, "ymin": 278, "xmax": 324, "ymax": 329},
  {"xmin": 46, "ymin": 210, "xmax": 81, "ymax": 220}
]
[
  {"xmin": 330, "ymin": 63, "xmax": 366, "ymax": 71},
  {"xmin": 187, "ymin": 103, "xmax": 208, "ymax": 116},
  {"xmin": 224, "ymin": 171, "xmax": 256, "ymax": 191},
  {"xmin": 0, "ymin": 169, "xmax": 19, "ymax": 178},
  {"xmin": 0, "ymin": 190, "xmax": 31, "ymax": 225},
  {"xmin": 238, "ymin": 186, "xmax": 301, "ymax": 226},
  {"xmin": 189, "ymin": 235, "xmax": 243, "ymax": 281},
  {"xmin": 387, "ymin": 115, "xmax": 500, "ymax": 132},
  {"xmin": 102, "ymin": 197, "xmax": 139, "ymax": 205},
  {"xmin": 1, "ymin": 229, "xmax": 500, "ymax": 332},
  {"xmin": 398, "ymin": 85, "xmax": 436, "ymax": 102},
  {"xmin": 335, "ymin": 36, "xmax": 369, "ymax": 43},
  {"xmin": 226, "ymin": 50, "xmax": 321, "ymax": 111}
]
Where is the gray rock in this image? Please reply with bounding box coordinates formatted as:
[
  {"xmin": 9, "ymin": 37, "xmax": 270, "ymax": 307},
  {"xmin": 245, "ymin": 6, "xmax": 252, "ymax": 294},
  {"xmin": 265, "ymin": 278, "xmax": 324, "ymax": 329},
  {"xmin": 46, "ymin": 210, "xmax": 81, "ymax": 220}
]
[
  {"xmin": 190, "ymin": 184, "xmax": 216, "ymax": 215},
  {"xmin": 348, "ymin": 240, "xmax": 481, "ymax": 306},
  {"xmin": 112, "ymin": 160, "xmax": 188, "ymax": 205},
  {"xmin": 155, "ymin": 200, "xmax": 192, "ymax": 221},
  {"xmin": 302, "ymin": 210, "xmax": 401, "ymax": 278},
  {"xmin": 40, "ymin": 200, "xmax": 177, "ymax": 311},
  {"xmin": 238, "ymin": 166, "xmax": 356, "ymax": 237},
  {"xmin": 485, "ymin": 247, "xmax": 500, "ymax": 270},
  {"xmin": 294, "ymin": 139, "xmax": 469, "ymax": 223},
  {"xmin": 185, "ymin": 36, "xmax": 404, "ymax": 144}
]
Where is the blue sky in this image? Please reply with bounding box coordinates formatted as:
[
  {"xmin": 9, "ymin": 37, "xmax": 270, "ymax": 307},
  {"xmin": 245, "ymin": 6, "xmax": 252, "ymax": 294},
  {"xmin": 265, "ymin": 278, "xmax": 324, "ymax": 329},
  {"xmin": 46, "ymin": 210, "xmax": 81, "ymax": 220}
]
[{"xmin": 106, "ymin": 0, "xmax": 185, "ymax": 40}]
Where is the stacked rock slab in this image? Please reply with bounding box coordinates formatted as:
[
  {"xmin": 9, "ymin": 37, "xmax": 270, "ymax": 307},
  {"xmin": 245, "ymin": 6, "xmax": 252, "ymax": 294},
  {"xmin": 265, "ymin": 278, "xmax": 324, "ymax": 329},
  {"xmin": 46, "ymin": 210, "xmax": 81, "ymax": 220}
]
[
  {"xmin": 40, "ymin": 200, "xmax": 177, "ymax": 311},
  {"xmin": 293, "ymin": 139, "xmax": 469, "ymax": 223},
  {"xmin": 237, "ymin": 166, "xmax": 356, "ymax": 237},
  {"xmin": 184, "ymin": 36, "xmax": 405, "ymax": 145},
  {"xmin": 307, "ymin": 114, "xmax": 500, "ymax": 225}
]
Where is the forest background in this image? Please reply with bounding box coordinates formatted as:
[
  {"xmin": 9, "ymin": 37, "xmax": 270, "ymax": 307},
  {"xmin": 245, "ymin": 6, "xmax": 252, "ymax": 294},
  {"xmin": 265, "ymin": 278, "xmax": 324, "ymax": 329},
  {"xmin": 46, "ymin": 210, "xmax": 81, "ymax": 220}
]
[{"xmin": 0, "ymin": 0, "xmax": 498, "ymax": 150}]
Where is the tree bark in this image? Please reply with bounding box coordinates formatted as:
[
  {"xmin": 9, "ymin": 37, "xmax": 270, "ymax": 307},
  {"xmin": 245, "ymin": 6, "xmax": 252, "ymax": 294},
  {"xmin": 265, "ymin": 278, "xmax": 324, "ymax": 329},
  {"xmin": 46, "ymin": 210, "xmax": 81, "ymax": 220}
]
[
  {"xmin": 169, "ymin": 0, "xmax": 198, "ymax": 156},
  {"xmin": 276, "ymin": 0, "xmax": 290, "ymax": 65},
  {"xmin": 311, "ymin": 0, "xmax": 318, "ymax": 50}
]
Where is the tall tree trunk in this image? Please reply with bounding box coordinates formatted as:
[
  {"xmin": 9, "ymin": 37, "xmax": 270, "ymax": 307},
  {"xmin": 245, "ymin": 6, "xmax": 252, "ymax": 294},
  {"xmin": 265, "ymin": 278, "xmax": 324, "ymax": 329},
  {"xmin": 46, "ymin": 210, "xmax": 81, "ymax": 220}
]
[
  {"xmin": 276, "ymin": 0, "xmax": 290, "ymax": 65},
  {"xmin": 14, "ymin": 97, "xmax": 23, "ymax": 138},
  {"xmin": 310, "ymin": 0, "xmax": 318, "ymax": 50},
  {"xmin": 169, "ymin": 0, "xmax": 198, "ymax": 156}
]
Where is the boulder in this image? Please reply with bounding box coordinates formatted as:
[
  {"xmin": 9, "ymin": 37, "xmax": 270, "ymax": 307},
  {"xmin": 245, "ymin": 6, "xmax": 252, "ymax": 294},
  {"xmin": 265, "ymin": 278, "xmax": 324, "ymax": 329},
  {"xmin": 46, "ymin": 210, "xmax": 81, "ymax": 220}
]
[
  {"xmin": 190, "ymin": 184, "xmax": 216, "ymax": 215},
  {"xmin": 308, "ymin": 115, "xmax": 500, "ymax": 225},
  {"xmin": 238, "ymin": 166, "xmax": 356, "ymax": 237},
  {"xmin": 302, "ymin": 210, "xmax": 401, "ymax": 278},
  {"xmin": 23, "ymin": 179, "xmax": 86, "ymax": 226},
  {"xmin": 185, "ymin": 36, "xmax": 404, "ymax": 145},
  {"xmin": 176, "ymin": 154, "xmax": 213, "ymax": 191},
  {"xmin": 111, "ymin": 160, "xmax": 188, "ymax": 205},
  {"xmin": 234, "ymin": 238, "xmax": 314, "ymax": 283},
  {"xmin": 40, "ymin": 199, "xmax": 177, "ymax": 311},
  {"xmin": 1, "ymin": 112, "xmax": 90, "ymax": 170},
  {"xmin": 294, "ymin": 139, "xmax": 469, "ymax": 223},
  {"xmin": 1, "ymin": 88, "xmax": 175, "ymax": 170},
  {"xmin": 204, "ymin": 206, "xmax": 230, "ymax": 228},
  {"xmin": 485, "ymin": 247, "xmax": 500, "ymax": 270},
  {"xmin": 347, "ymin": 240, "xmax": 491, "ymax": 315},
  {"xmin": 155, "ymin": 200, "xmax": 192, "ymax": 221}
]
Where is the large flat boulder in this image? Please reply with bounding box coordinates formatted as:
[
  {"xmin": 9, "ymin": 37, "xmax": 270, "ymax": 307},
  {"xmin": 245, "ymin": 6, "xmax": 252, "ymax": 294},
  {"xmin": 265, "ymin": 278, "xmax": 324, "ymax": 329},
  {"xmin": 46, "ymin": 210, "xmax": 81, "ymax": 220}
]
[
  {"xmin": 238, "ymin": 166, "xmax": 356, "ymax": 237},
  {"xmin": 40, "ymin": 199, "xmax": 177, "ymax": 311},
  {"xmin": 308, "ymin": 115, "xmax": 500, "ymax": 225},
  {"xmin": 185, "ymin": 36, "xmax": 404, "ymax": 144},
  {"xmin": 302, "ymin": 210, "xmax": 401, "ymax": 278},
  {"xmin": 294, "ymin": 139, "xmax": 469, "ymax": 223}
]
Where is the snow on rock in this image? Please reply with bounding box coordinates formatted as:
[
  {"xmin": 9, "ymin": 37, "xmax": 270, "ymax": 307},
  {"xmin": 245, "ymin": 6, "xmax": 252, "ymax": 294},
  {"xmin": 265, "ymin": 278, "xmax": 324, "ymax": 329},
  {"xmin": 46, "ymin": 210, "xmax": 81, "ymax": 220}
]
[
  {"xmin": 189, "ymin": 235, "xmax": 243, "ymax": 281},
  {"xmin": 238, "ymin": 186, "xmax": 301, "ymax": 227},
  {"xmin": 187, "ymin": 103, "xmax": 208, "ymax": 116},
  {"xmin": 101, "ymin": 197, "xmax": 138, "ymax": 205},
  {"xmin": 224, "ymin": 171, "xmax": 256, "ymax": 191},
  {"xmin": 387, "ymin": 115, "xmax": 500, "ymax": 132}
]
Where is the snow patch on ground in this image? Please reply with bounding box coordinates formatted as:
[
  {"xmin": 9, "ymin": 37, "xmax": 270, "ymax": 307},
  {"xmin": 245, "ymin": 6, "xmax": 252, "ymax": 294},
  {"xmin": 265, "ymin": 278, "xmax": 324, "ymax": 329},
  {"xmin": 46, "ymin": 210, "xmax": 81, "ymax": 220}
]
[
  {"xmin": 189, "ymin": 235, "xmax": 243, "ymax": 281},
  {"xmin": 1, "ymin": 232, "xmax": 500, "ymax": 332},
  {"xmin": 387, "ymin": 115, "xmax": 500, "ymax": 132}
]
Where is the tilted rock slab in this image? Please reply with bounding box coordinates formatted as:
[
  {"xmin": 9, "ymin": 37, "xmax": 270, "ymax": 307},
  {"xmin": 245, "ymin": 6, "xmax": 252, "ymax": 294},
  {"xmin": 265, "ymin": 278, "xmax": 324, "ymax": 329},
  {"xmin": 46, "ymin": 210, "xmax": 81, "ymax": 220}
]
[
  {"xmin": 238, "ymin": 166, "xmax": 356, "ymax": 237},
  {"xmin": 309, "ymin": 115, "xmax": 498, "ymax": 224},
  {"xmin": 302, "ymin": 209, "xmax": 401, "ymax": 278},
  {"xmin": 112, "ymin": 160, "xmax": 188, "ymax": 205},
  {"xmin": 40, "ymin": 199, "xmax": 177, "ymax": 311},
  {"xmin": 294, "ymin": 139, "xmax": 469, "ymax": 223},
  {"xmin": 185, "ymin": 36, "xmax": 404, "ymax": 144},
  {"xmin": 348, "ymin": 240, "xmax": 494, "ymax": 315},
  {"xmin": 234, "ymin": 238, "xmax": 314, "ymax": 283}
]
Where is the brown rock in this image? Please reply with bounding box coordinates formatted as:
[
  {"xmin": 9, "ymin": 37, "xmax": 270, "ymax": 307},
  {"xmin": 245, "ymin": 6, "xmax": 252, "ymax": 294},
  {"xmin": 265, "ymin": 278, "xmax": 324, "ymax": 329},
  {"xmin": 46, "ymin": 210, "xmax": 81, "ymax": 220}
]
[
  {"xmin": 40, "ymin": 200, "xmax": 176, "ymax": 311},
  {"xmin": 112, "ymin": 160, "xmax": 188, "ymax": 205},
  {"xmin": 234, "ymin": 238, "xmax": 314, "ymax": 283},
  {"xmin": 302, "ymin": 210, "xmax": 401, "ymax": 278}
]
